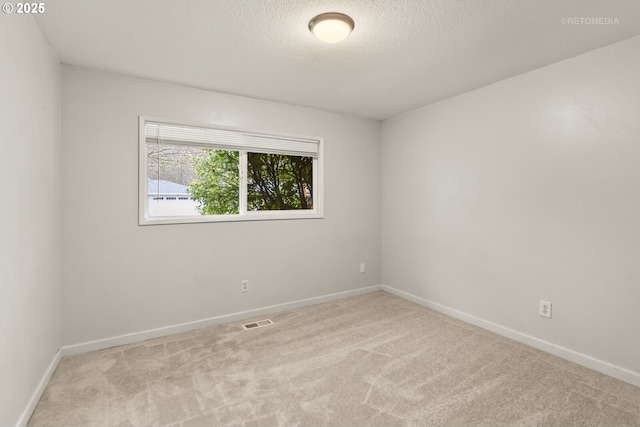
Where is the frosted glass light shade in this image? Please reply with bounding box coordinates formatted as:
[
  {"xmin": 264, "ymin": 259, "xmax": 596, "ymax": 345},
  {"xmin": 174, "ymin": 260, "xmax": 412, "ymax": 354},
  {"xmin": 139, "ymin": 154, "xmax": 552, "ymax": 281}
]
[{"xmin": 309, "ymin": 13, "xmax": 355, "ymax": 43}]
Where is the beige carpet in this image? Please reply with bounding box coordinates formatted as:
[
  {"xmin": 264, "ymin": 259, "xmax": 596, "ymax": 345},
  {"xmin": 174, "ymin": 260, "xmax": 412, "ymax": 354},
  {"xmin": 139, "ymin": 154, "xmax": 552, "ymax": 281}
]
[{"xmin": 29, "ymin": 291, "xmax": 640, "ymax": 426}]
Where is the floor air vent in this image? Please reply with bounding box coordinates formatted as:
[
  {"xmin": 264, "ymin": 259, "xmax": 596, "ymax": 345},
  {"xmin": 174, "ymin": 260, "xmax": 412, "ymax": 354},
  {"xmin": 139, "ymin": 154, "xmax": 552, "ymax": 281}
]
[{"xmin": 242, "ymin": 319, "xmax": 273, "ymax": 330}]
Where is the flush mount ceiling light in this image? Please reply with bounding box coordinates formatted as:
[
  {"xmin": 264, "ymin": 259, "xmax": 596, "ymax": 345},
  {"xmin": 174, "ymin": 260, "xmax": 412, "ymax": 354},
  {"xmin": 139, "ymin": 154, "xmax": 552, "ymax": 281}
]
[{"xmin": 308, "ymin": 12, "xmax": 355, "ymax": 43}]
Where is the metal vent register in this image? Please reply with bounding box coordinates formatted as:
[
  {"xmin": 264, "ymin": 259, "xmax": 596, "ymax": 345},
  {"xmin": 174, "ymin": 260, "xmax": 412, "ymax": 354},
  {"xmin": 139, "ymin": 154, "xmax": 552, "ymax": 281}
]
[{"xmin": 242, "ymin": 319, "xmax": 273, "ymax": 330}]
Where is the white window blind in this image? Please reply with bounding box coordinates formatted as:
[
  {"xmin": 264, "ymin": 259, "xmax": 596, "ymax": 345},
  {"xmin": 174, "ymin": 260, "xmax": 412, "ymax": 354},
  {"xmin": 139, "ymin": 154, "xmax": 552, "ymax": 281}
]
[{"xmin": 145, "ymin": 122, "xmax": 319, "ymax": 157}]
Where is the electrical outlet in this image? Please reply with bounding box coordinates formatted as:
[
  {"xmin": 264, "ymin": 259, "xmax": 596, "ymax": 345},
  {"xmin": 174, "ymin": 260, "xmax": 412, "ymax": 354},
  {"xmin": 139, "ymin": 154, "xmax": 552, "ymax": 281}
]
[
  {"xmin": 359, "ymin": 263, "xmax": 366, "ymax": 273},
  {"xmin": 241, "ymin": 280, "xmax": 249, "ymax": 293},
  {"xmin": 539, "ymin": 300, "xmax": 552, "ymax": 318}
]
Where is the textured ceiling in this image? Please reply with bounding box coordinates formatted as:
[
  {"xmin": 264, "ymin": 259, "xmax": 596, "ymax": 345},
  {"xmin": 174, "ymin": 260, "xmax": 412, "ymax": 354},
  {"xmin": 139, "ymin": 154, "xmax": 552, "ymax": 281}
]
[{"xmin": 35, "ymin": 0, "xmax": 640, "ymax": 120}]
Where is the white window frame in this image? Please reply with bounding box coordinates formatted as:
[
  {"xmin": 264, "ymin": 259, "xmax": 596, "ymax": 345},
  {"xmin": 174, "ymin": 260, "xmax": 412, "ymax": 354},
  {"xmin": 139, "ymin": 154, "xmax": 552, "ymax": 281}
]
[{"xmin": 139, "ymin": 116, "xmax": 324, "ymax": 225}]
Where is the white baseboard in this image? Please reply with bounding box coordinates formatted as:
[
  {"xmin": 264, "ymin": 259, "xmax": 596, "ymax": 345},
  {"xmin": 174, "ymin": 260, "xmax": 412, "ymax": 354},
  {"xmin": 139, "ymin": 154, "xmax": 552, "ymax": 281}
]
[
  {"xmin": 380, "ymin": 284, "xmax": 640, "ymax": 388},
  {"xmin": 17, "ymin": 348, "xmax": 62, "ymax": 427},
  {"xmin": 62, "ymin": 285, "xmax": 382, "ymax": 356}
]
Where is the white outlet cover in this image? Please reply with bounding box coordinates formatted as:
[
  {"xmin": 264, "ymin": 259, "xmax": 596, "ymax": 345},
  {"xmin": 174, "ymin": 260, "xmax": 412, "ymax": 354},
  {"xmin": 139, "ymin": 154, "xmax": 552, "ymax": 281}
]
[{"xmin": 539, "ymin": 300, "xmax": 552, "ymax": 318}]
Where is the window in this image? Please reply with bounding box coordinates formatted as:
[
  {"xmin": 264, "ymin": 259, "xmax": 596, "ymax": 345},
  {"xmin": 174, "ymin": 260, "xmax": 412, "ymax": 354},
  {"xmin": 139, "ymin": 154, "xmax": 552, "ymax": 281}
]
[{"xmin": 139, "ymin": 117, "xmax": 323, "ymax": 225}]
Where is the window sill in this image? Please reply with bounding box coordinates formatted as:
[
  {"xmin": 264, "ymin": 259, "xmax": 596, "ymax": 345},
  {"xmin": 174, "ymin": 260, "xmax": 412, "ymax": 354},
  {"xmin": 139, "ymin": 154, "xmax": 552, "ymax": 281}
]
[{"xmin": 139, "ymin": 210, "xmax": 324, "ymax": 226}]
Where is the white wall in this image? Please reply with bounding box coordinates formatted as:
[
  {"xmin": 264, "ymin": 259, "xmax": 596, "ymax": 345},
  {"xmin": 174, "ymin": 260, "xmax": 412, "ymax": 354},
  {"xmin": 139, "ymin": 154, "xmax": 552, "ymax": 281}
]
[
  {"xmin": 61, "ymin": 66, "xmax": 381, "ymax": 346},
  {"xmin": 0, "ymin": 16, "xmax": 61, "ymax": 427},
  {"xmin": 382, "ymin": 36, "xmax": 640, "ymax": 377}
]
